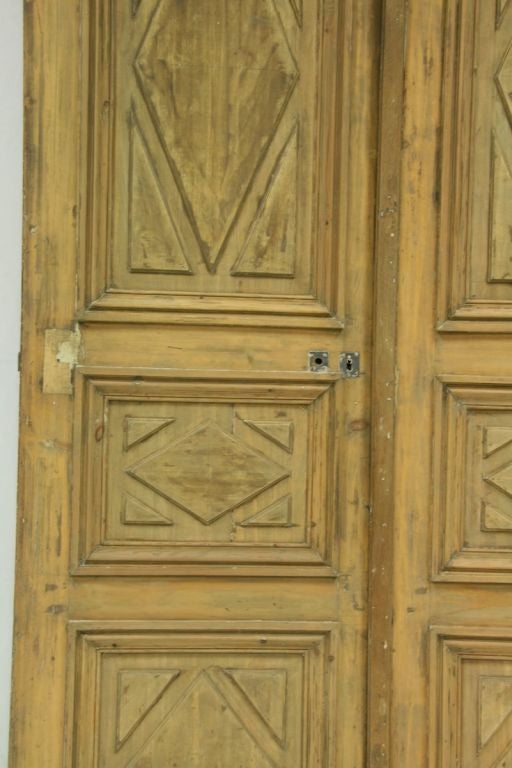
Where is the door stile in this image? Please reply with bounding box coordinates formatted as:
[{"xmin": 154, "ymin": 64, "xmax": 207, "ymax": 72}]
[
  {"xmin": 367, "ymin": 0, "xmax": 406, "ymax": 765},
  {"xmin": 9, "ymin": 3, "xmax": 83, "ymax": 766}
]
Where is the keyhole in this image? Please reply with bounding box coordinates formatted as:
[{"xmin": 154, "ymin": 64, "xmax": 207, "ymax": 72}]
[
  {"xmin": 315, "ymin": 357, "xmax": 324, "ymax": 366},
  {"xmin": 340, "ymin": 352, "xmax": 359, "ymax": 378}
]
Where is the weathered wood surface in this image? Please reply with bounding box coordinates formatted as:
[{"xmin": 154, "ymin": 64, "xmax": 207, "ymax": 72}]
[
  {"xmin": 371, "ymin": 1, "xmax": 512, "ymax": 766},
  {"xmin": 19, "ymin": 0, "xmax": 512, "ymax": 765},
  {"xmin": 11, "ymin": 1, "xmax": 378, "ymax": 766}
]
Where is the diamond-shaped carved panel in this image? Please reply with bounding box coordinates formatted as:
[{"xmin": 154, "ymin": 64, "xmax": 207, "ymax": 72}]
[
  {"xmin": 127, "ymin": 421, "xmax": 289, "ymax": 525},
  {"xmin": 89, "ymin": 0, "xmax": 343, "ymax": 312},
  {"xmin": 135, "ymin": 0, "xmax": 298, "ymax": 271},
  {"xmin": 74, "ymin": 375, "xmax": 337, "ymax": 573}
]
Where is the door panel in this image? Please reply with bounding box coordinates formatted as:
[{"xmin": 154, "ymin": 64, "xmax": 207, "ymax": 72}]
[
  {"xmin": 69, "ymin": 623, "xmax": 336, "ymax": 767},
  {"xmin": 431, "ymin": 627, "xmax": 512, "ymax": 768},
  {"xmin": 83, "ymin": 0, "xmax": 343, "ymax": 325},
  {"xmin": 439, "ymin": 0, "xmax": 512, "ymax": 326},
  {"xmin": 11, "ymin": 1, "xmax": 378, "ymax": 766},
  {"xmin": 71, "ymin": 369, "xmax": 338, "ymax": 575},
  {"xmin": 433, "ymin": 378, "xmax": 512, "ymax": 580}
]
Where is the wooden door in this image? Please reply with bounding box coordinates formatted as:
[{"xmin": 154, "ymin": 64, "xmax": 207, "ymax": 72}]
[
  {"xmin": 11, "ymin": 2, "xmax": 378, "ymax": 766},
  {"xmin": 368, "ymin": 1, "xmax": 512, "ymax": 766}
]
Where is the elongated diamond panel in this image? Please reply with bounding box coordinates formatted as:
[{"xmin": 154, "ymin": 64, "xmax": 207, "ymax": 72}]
[
  {"xmin": 128, "ymin": 422, "xmax": 289, "ymax": 524},
  {"xmin": 90, "ymin": 0, "xmax": 342, "ymax": 308},
  {"xmin": 135, "ymin": 0, "xmax": 298, "ymax": 270}
]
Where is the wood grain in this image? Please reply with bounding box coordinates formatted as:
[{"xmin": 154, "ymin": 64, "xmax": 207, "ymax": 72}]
[
  {"xmin": 81, "ymin": 0, "xmax": 345, "ymax": 328},
  {"xmin": 367, "ymin": 0, "xmax": 403, "ymax": 763},
  {"xmin": 379, "ymin": 0, "xmax": 512, "ymax": 765},
  {"xmin": 10, "ymin": 1, "xmax": 378, "ymax": 766},
  {"xmin": 438, "ymin": 0, "xmax": 512, "ymax": 329}
]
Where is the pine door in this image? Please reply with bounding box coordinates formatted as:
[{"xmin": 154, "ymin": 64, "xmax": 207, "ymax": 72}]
[
  {"xmin": 18, "ymin": 2, "xmax": 512, "ymax": 766},
  {"xmin": 11, "ymin": 2, "xmax": 378, "ymax": 766}
]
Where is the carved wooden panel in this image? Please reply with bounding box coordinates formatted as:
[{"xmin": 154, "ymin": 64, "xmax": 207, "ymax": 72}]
[
  {"xmin": 431, "ymin": 626, "xmax": 512, "ymax": 767},
  {"xmin": 433, "ymin": 378, "xmax": 512, "ymax": 581},
  {"xmin": 72, "ymin": 370, "xmax": 338, "ymax": 575},
  {"xmin": 439, "ymin": 0, "xmax": 512, "ymax": 328},
  {"xmin": 82, "ymin": 0, "xmax": 343, "ymax": 324},
  {"xmin": 68, "ymin": 622, "xmax": 334, "ymax": 767}
]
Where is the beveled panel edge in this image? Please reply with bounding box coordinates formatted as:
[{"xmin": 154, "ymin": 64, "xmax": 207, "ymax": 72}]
[
  {"xmin": 70, "ymin": 368, "xmax": 340, "ymax": 577},
  {"xmin": 436, "ymin": 0, "xmax": 512, "ymax": 332},
  {"xmin": 438, "ymin": 316, "xmax": 512, "ymax": 334},
  {"xmin": 78, "ymin": 0, "xmax": 349, "ymax": 328},
  {"xmin": 78, "ymin": 293, "xmax": 344, "ymax": 331},
  {"xmin": 67, "ymin": 618, "xmax": 339, "ymax": 636},
  {"xmin": 438, "ymin": 306, "xmax": 512, "ymax": 333},
  {"xmin": 74, "ymin": 366, "xmax": 339, "ymax": 400},
  {"xmin": 65, "ymin": 620, "xmax": 337, "ymax": 768},
  {"xmin": 429, "ymin": 623, "xmax": 512, "ymax": 768},
  {"xmin": 432, "ymin": 375, "xmax": 512, "ymax": 583}
]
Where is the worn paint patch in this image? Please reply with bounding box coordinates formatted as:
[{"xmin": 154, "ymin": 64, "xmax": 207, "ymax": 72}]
[{"xmin": 43, "ymin": 328, "xmax": 82, "ymax": 395}]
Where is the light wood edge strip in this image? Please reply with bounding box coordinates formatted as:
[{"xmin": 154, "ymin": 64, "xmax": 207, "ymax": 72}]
[
  {"xmin": 367, "ymin": 0, "xmax": 406, "ymax": 765},
  {"xmin": 67, "ymin": 619, "xmax": 338, "ymax": 634},
  {"xmin": 436, "ymin": 374, "xmax": 512, "ymax": 386},
  {"xmin": 11, "ymin": 2, "xmax": 81, "ymax": 764},
  {"xmin": 71, "ymin": 564, "xmax": 337, "ymax": 579},
  {"xmin": 75, "ymin": 366, "xmax": 340, "ymax": 384},
  {"xmin": 438, "ymin": 319, "xmax": 512, "ymax": 333}
]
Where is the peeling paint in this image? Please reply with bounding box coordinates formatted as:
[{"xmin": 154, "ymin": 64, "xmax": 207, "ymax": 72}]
[{"xmin": 43, "ymin": 327, "xmax": 82, "ymax": 395}]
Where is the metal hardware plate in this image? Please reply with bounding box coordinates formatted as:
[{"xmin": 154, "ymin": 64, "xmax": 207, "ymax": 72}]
[
  {"xmin": 340, "ymin": 352, "xmax": 360, "ymax": 378},
  {"xmin": 309, "ymin": 351, "xmax": 329, "ymax": 372}
]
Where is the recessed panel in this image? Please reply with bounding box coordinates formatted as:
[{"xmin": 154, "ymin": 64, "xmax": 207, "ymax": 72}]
[
  {"xmin": 433, "ymin": 379, "xmax": 512, "ymax": 581},
  {"xmin": 439, "ymin": 0, "xmax": 512, "ymax": 327},
  {"xmin": 69, "ymin": 624, "xmax": 333, "ymax": 767},
  {"xmin": 111, "ymin": 403, "xmax": 304, "ymax": 539},
  {"xmin": 432, "ymin": 627, "xmax": 512, "ymax": 767},
  {"xmin": 83, "ymin": 0, "xmax": 343, "ymax": 321},
  {"xmin": 72, "ymin": 371, "xmax": 338, "ymax": 575}
]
